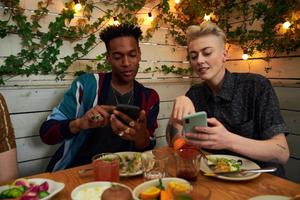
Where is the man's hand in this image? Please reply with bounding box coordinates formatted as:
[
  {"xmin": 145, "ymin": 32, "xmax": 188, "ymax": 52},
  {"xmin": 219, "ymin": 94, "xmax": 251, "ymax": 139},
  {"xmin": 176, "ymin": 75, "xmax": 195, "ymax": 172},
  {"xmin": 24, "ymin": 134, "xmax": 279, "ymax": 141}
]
[
  {"xmin": 110, "ymin": 109, "xmax": 149, "ymax": 149},
  {"xmin": 172, "ymin": 96, "xmax": 195, "ymax": 123},
  {"xmin": 184, "ymin": 117, "xmax": 234, "ymax": 150},
  {"xmin": 70, "ymin": 105, "xmax": 115, "ymax": 134}
]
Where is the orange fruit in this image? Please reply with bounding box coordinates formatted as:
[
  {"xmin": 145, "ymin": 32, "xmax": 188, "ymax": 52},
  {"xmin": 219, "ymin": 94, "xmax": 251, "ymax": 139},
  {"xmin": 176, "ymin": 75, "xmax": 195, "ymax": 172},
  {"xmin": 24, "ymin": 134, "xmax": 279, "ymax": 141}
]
[
  {"xmin": 173, "ymin": 138, "xmax": 186, "ymax": 150},
  {"xmin": 140, "ymin": 186, "xmax": 161, "ymax": 199}
]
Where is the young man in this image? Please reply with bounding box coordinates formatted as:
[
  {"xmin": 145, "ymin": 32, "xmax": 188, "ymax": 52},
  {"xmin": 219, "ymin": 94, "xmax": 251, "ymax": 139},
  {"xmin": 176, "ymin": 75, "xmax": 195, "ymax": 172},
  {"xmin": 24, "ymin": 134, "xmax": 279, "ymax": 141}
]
[
  {"xmin": 166, "ymin": 22, "xmax": 289, "ymax": 177},
  {"xmin": 40, "ymin": 23, "xmax": 160, "ymax": 172},
  {"xmin": 0, "ymin": 93, "xmax": 19, "ymax": 183}
]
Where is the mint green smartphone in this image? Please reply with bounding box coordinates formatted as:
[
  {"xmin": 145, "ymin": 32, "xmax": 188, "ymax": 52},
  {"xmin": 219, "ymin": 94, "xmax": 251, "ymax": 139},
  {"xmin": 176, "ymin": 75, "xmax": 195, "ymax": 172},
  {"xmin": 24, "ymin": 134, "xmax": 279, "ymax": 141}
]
[{"xmin": 183, "ymin": 111, "xmax": 207, "ymax": 133}]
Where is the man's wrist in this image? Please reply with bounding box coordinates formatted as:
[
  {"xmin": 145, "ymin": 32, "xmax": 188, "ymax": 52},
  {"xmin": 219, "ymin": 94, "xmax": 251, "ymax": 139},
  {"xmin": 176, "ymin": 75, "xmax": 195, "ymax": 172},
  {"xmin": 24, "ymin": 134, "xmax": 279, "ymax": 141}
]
[
  {"xmin": 134, "ymin": 129, "xmax": 150, "ymax": 149},
  {"xmin": 69, "ymin": 118, "xmax": 82, "ymax": 134}
]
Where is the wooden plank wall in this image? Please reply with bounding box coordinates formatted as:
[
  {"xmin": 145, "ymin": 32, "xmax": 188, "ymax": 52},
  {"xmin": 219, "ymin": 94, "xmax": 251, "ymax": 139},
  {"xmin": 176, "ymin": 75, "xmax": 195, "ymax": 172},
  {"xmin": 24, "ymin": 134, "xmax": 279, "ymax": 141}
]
[{"xmin": 1, "ymin": 0, "xmax": 300, "ymax": 184}]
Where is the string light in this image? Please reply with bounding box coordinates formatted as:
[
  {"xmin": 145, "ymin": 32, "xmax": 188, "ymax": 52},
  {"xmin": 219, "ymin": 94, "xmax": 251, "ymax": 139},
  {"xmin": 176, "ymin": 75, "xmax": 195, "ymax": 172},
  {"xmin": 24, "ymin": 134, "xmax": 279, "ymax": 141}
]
[
  {"xmin": 282, "ymin": 21, "xmax": 291, "ymax": 29},
  {"xmin": 147, "ymin": 12, "xmax": 153, "ymax": 22},
  {"xmin": 242, "ymin": 53, "xmax": 249, "ymax": 60},
  {"xmin": 203, "ymin": 13, "xmax": 211, "ymax": 21},
  {"xmin": 175, "ymin": 0, "xmax": 180, "ymax": 4},
  {"xmin": 73, "ymin": 0, "xmax": 82, "ymax": 12},
  {"xmin": 113, "ymin": 17, "xmax": 120, "ymax": 25}
]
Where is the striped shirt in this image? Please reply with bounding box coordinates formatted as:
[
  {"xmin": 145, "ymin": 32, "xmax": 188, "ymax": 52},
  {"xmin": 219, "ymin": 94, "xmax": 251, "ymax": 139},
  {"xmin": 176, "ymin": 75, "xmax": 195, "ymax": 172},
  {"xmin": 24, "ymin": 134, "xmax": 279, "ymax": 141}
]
[{"xmin": 0, "ymin": 93, "xmax": 16, "ymax": 153}]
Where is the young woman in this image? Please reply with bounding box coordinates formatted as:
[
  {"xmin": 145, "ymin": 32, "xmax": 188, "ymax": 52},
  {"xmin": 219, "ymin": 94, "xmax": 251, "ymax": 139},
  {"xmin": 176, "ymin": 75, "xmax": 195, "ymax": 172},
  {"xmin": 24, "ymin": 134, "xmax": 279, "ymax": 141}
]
[{"xmin": 166, "ymin": 21, "xmax": 289, "ymax": 177}]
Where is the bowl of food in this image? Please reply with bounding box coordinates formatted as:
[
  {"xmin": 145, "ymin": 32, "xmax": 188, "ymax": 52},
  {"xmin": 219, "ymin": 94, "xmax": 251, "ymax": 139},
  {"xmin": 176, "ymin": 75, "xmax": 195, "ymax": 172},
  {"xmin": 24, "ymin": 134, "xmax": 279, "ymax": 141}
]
[
  {"xmin": 0, "ymin": 178, "xmax": 64, "ymax": 200},
  {"xmin": 133, "ymin": 177, "xmax": 192, "ymax": 200},
  {"xmin": 71, "ymin": 182, "xmax": 133, "ymax": 200}
]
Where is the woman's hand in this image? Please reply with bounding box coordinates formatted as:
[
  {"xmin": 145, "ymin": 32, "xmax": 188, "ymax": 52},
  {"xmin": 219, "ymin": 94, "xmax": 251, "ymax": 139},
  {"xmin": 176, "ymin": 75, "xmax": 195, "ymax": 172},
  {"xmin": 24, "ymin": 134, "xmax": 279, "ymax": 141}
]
[
  {"xmin": 171, "ymin": 96, "xmax": 195, "ymax": 123},
  {"xmin": 185, "ymin": 117, "xmax": 234, "ymax": 150}
]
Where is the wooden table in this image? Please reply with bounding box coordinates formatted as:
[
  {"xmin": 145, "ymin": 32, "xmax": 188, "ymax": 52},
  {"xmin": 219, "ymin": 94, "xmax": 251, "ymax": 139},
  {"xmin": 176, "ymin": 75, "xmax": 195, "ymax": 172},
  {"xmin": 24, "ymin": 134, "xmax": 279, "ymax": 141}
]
[{"xmin": 27, "ymin": 147, "xmax": 300, "ymax": 200}]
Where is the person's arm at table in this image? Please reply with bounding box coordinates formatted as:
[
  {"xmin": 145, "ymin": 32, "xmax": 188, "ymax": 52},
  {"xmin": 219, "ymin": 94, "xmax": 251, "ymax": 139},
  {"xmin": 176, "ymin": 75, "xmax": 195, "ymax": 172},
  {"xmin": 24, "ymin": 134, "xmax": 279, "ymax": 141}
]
[
  {"xmin": 186, "ymin": 117, "xmax": 289, "ymax": 164},
  {"xmin": 166, "ymin": 95, "xmax": 195, "ymax": 146},
  {"xmin": 40, "ymin": 105, "xmax": 114, "ymax": 145},
  {"xmin": 0, "ymin": 148, "xmax": 19, "ymax": 184},
  {"xmin": 166, "ymin": 119, "xmax": 183, "ymax": 146},
  {"xmin": 229, "ymin": 132, "xmax": 289, "ymax": 164},
  {"xmin": 0, "ymin": 93, "xmax": 19, "ymax": 184}
]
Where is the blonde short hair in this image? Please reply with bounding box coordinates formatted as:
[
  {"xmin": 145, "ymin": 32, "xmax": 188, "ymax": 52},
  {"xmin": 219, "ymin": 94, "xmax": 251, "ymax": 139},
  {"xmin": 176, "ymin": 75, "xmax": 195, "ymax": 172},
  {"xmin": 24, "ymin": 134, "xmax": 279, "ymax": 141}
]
[{"xmin": 186, "ymin": 21, "xmax": 226, "ymax": 47}]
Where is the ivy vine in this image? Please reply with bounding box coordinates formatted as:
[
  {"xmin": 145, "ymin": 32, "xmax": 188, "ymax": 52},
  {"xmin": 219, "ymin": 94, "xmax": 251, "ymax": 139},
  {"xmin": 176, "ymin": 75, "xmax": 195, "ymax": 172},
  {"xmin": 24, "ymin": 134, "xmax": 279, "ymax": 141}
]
[{"xmin": 0, "ymin": 0, "xmax": 299, "ymax": 85}]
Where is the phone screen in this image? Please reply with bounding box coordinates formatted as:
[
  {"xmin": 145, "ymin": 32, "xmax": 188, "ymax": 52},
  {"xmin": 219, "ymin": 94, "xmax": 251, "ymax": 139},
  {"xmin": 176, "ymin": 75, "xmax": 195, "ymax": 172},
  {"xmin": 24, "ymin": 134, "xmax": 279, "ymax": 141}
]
[
  {"xmin": 183, "ymin": 111, "xmax": 207, "ymax": 133},
  {"xmin": 116, "ymin": 104, "xmax": 140, "ymax": 121}
]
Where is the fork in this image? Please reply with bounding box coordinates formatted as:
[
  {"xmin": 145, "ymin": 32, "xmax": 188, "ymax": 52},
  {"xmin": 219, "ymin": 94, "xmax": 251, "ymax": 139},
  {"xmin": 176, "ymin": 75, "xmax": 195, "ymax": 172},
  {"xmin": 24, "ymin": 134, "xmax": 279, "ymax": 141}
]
[{"xmin": 204, "ymin": 166, "xmax": 277, "ymax": 176}]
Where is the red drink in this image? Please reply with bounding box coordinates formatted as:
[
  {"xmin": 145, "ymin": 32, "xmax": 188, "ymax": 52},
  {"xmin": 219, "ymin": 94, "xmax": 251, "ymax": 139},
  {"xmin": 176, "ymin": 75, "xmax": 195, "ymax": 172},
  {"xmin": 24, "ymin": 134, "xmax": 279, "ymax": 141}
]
[
  {"xmin": 175, "ymin": 148, "xmax": 200, "ymax": 182},
  {"xmin": 92, "ymin": 154, "xmax": 120, "ymax": 182},
  {"xmin": 176, "ymin": 169, "xmax": 198, "ymax": 182}
]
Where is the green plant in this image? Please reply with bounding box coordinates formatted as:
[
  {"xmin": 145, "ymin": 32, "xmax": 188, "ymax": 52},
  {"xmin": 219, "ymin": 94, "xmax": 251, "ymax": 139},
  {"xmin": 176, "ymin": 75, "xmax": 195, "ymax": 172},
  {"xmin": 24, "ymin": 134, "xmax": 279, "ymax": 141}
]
[{"xmin": 0, "ymin": 0, "xmax": 299, "ymax": 85}]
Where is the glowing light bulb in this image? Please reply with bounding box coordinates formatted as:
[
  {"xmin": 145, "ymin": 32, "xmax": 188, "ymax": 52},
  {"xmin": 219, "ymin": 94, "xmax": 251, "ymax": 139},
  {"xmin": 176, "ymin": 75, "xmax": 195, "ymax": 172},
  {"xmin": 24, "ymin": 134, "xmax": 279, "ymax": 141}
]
[
  {"xmin": 242, "ymin": 53, "xmax": 249, "ymax": 60},
  {"xmin": 113, "ymin": 17, "xmax": 119, "ymax": 26},
  {"xmin": 175, "ymin": 0, "xmax": 180, "ymax": 4},
  {"xmin": 148, "ymin": 12, "xmax": 153, "ymax": 22},
  {"xmin": 282, "ymin": 21, "xmax": 291, "ymax": 29},
  {"xmin": 74, "ymin": 3, "xmax": 82, "ymax": 12},
  {"xmin": 204, "ymin": 14, "xmax": 211, "ymax": 21}
]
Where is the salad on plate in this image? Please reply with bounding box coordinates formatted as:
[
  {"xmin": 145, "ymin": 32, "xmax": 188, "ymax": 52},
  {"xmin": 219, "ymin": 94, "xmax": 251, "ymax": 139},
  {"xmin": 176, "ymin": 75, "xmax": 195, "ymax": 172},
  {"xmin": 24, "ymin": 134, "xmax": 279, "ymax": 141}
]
[
  {"xmin": 117, "ymin": 152, "xmax": 143, "ymax": 176},
  {"xmin": 208, "ymin": 157, "xmax": 243, "ymax": 173}
]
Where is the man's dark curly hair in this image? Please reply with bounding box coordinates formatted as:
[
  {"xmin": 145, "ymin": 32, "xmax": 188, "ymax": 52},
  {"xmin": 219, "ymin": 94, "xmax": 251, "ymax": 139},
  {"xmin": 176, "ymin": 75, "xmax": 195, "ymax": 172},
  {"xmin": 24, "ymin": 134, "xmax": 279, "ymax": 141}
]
[{"xmin": 100, "ymin": 23, "xmax": 142, "ymax": 51}]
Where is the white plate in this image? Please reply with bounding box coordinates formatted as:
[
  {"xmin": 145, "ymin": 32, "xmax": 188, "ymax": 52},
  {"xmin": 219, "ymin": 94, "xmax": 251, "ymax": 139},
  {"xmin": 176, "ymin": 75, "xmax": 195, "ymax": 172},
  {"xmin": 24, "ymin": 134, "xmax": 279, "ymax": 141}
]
[
  {"xmin": 200, "ymin": 154, "xmax": 261, "ymax": 181},
  {"xmin": 115, "ymin": 151, "xmax": 143, "ymax": 177},
  {"xmin": 248, "ymin": 195, "xmax": 290, "ymax": 200},
  {"xmin": 71, "ymin": 181, "xmax": 132, "ymax": 200},
  {"xmin": 132, "ymin": 177, "xmax": 191, "ymax": 200},
  {"xmin": 0, "ymin": 178, "xmax": 65, "ymax": 200}
]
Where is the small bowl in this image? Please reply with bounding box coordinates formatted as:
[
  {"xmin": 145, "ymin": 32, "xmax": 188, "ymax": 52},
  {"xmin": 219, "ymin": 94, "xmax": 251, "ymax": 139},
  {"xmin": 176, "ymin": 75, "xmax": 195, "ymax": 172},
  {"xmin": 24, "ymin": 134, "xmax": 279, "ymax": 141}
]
[
  {"xmin": 132, "ymin": 177, "xmax": 191, "ymax": 200},
  {"xmin": 71, "ymin": 181, "xmax": 132, "ymax": 200}
]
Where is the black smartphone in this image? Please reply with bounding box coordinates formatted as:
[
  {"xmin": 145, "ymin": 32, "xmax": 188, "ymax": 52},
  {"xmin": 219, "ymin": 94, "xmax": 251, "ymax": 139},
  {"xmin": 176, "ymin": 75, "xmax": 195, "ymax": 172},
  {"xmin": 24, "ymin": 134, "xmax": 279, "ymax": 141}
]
[{"xmin": 116, "ymin": 104, "xmax": 141, "ymax": 121}]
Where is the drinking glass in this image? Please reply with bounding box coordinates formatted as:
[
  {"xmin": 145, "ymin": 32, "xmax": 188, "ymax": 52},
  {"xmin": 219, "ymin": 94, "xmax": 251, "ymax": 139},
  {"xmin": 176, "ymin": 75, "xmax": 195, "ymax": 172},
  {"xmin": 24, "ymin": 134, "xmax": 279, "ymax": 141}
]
[
  {"xmin": 92, "ymin": 153, "xmax": 120, "ymax": 182},
  {"xmin": 175, "ymin": 148, "xmax": 201, "ymax": 182},
  {"xmin": 142, "ymin": 149, "xmax": 168, "ymax": 181}
]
